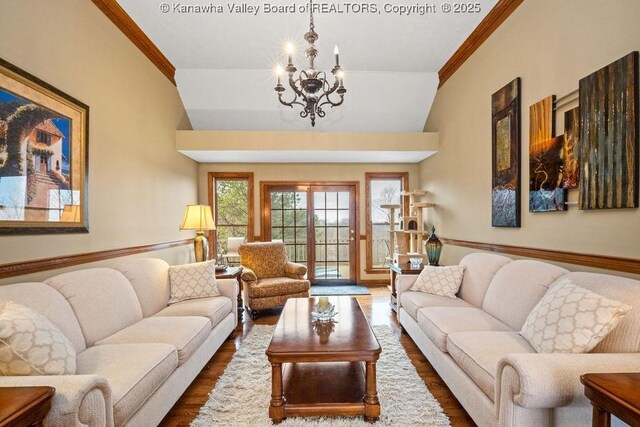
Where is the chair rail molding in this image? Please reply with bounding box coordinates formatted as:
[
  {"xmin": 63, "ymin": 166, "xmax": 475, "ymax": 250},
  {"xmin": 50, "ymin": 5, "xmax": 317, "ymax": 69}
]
[
  {"xmin": 0, "ymin": 239, "xmax": 192, "ymax": 279},
  {"xmin": 442, "ymin": 238, "xmax": 640, "ymax": 275}
]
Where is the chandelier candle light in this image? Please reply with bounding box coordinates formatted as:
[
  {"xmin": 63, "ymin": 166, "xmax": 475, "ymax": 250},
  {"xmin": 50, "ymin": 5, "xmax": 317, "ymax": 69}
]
[{"xmin": 274, "ymin": 0, "xmax": 346, "ymax": 126}]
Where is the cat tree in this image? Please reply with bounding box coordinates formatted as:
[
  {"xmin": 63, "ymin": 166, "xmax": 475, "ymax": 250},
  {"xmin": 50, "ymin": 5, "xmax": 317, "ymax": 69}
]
[{"xmin": 381, "ymin": 191, "xmax": 434, "ymax": 266}]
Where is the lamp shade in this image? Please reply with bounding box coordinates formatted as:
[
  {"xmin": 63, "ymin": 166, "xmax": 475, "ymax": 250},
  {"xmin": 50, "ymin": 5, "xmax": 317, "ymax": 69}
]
[{"xmin": 180, "ymin": 205, "xmax": 215, "ymax": 231}]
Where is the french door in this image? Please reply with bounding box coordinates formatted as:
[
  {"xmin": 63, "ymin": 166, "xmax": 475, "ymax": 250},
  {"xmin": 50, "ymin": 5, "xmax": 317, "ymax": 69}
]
[{"xmin": 262, "ymin": 183, "xmax": 357, "ymax": 284}]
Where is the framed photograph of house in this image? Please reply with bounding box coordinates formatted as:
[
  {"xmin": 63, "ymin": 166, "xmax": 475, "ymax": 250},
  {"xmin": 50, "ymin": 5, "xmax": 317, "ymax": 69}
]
[{"xmin": 0, "ymin": 57, "xmax": 88, "ymax": 234}]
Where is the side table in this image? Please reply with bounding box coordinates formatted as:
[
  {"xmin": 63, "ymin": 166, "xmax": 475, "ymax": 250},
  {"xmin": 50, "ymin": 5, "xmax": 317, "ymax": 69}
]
[
  {"xmin": 581, "ymin": 373, "xmax": 640, "ymax": 427},
  {"xmin": 0, "ymin": 386, "xmax": 55, "ymax": 427},
  {"xmin": 388, "ymin": 263, "xmax": 423, "ymax": 312},
  {"xmin": 216, "ymin": 266, "xmax": 244, "ymax": 320}
]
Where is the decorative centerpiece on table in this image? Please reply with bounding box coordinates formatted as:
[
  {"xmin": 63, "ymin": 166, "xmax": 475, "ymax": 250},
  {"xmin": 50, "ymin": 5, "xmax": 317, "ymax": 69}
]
[{"xmin": 311, "ymin": 297, "xmax": 338, "ymax": 322}]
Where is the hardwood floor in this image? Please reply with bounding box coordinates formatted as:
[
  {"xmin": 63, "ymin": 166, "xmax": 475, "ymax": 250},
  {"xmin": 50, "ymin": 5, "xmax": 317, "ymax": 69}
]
[{"xmin": 159, "ymin": 287, "xmax": 476, "ymax": 426}]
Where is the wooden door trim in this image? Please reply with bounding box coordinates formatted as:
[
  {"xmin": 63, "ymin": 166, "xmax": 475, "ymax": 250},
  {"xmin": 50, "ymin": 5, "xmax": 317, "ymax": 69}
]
[
  {"xmin": 260, "ymin": 181, "xmax": 360, "ymax": 283},
  {"xmin": 207, "ymin": 172, "xmax": 255, "ymax": 259}
]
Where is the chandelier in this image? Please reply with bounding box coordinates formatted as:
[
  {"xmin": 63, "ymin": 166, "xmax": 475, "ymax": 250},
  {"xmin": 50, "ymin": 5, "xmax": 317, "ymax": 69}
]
[{"xmin": 274, "ymin": 0, "xmax": 346, "ymax": 127}]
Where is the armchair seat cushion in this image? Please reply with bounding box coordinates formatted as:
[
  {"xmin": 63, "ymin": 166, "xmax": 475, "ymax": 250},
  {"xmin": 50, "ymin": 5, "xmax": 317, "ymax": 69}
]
[
  {"xmin": 447, "ymin": 331, "xmax": 535, "ymax": 401},
  {"xmin": 95, "ymin": 316, "xmax": 210, "ymax": 365},
  {"xmin": 155, "ymin": 296, "xmax": 233, "ymax": 327},
  {"xmin": 250, "ymin": 291, "xmax": 310, "ymax": 311},
  {"xmin": 249, "ymin": 278, "xmax": 310, "ymax": 298},
  {"xmin": 76, "ymin": 343, "xmax": 177, "ymax": 425}
]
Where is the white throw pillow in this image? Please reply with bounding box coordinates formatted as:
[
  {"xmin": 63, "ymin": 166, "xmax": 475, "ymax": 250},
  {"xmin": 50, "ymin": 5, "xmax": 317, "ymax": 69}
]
[
  {"xmin": 410, "ymin": 265, "xmax": 466, "ymax": 299},
  {"xmin": 0, "ymin": 300, "xmax": 76, "ymax": 375},
  {"xmin": 169, "ymin": 260, "xmax": 220, "ymax": 304},
  {"xmin": 520, "ymin": 278, "xmax": 631, "ymax": 353}
]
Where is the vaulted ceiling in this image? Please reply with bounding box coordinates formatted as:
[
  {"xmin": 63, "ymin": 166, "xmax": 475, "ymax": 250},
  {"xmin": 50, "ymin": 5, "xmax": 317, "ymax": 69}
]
[{"xmin": 117, "ymin": 0, "xmax": 497, "ymax": 132}]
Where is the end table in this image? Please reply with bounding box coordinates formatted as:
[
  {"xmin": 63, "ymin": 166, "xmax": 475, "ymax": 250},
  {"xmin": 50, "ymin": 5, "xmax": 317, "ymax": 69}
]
[
  {"xmin": 216, "ymin": 266, "xmax": 244, "ymax": 320},
  {"xmin": 0, "ymin": 386, "xmax": 55, "ymax": 427},
  {"xmin": 581, "ymin": 373, "xmax": 640, "ymax": 427},
  {"xmin": 388, "ymin": 263, "xmax": 423, "ymax": 312}
]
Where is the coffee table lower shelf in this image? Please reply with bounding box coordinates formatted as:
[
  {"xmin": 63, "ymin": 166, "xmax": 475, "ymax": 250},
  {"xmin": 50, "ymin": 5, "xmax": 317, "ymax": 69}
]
[{"xmin": 269, "ymin": 361, "xmax": 379, "ymax": 423}]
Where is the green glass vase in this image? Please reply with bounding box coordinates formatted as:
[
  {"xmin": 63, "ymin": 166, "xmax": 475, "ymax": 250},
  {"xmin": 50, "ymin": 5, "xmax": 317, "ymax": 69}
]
[{"xmin": 425, "ymin": 226, "xmax": 443, "ymax": 266}]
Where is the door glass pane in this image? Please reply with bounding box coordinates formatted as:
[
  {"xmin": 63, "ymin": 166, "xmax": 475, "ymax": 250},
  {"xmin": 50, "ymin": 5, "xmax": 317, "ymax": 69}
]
[
  {"xmin": 283, "ymin": 227, "xmax": 295, "ymax": 243},
  {"xmin": 315, "ymin": 227, "xmax": 326, "ymax": 243},
  {"xmin": 326, "ymin": 227, "xmax": 337, "ymax": 243},
  {"xmin": 314, "ymin": 210, "xmax": 325, "ymax": 225},
  {"xmin": 338, "ymin": 245, "xmax": 349, "ymax": 262},
  {"xmin": 271, "ymin": 210, "xmax": 282, "ymax": 227},
  {"xmin": 338, "ymin": 192, "xmax": 349, "ymax": 209},
  {"xmin": 295, "ymin": 192, "xmax": 307, "ymax": 208},
  {"xmin": 270, "ymin": 190, "xmax": 308, "ymax": 274},
  {"xmin": 326, "ymin": 192, "xmax": 338, "ymax": 209},
  {"xmin": 271, "ymin": 192, "xmax": 283, "ymax": 209},
  {"xmin": 326, "ymin": 245, "xmax": 338, "ymax": 262},
  {"xmin": 283, "ymin": 210, "xmax": 295, "ymax": 226},
  {"xmin": 338, "ymin": 227, "xmax": 349, "ymax": 243},
  {"xmin": 338, "ymin": 209, "xmax": 349, "ymax": 225},
  {"xmin": 296, "ymin": 245, "xmax": 307, "ymax": 262},
  {"xmin": 314, "ymin": 192, "xmax": 325, "ymax": 209},
  {"xmin": 315, "ymin": 244, "xmax": 325, "ymax": 261},
  {"xmin": 295, "ymin": 209, "xmax": 306, "ymax": 226},
  {"xmin": 325, "ymin": 210, "xmax": 337, "ymax": 226}
]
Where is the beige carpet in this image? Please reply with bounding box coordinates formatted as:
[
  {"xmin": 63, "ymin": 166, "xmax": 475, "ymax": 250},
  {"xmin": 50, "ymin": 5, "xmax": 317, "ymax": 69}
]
[{"xmin": 192, "ymin": 324, "xmax": 450, "ymax": 426}]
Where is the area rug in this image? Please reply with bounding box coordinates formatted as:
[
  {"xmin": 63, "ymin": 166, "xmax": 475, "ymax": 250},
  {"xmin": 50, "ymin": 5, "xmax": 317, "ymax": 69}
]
[
  {"xmin": 310, "ymin": 285, "xmax": 371, "ymax": 296},
  {"xmin": 192, "ymin": 325, "xmax": 450, "ymax": 426}
]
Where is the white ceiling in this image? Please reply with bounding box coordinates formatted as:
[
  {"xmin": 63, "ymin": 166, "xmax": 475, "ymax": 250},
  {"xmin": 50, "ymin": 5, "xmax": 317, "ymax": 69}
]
[{"xmin": 116, "ymin": 0, "xmax": 498, "ymax": 132}]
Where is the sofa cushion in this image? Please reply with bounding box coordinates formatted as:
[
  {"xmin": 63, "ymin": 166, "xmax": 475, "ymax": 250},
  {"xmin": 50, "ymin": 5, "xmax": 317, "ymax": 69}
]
[
  {"xmin": 458, "ymin": 253, "xmax": 513, "ymax": 307},
  {"xmin": 447, "ymin": 331, "xmax": 535, "ymax": 400},
  {"xmin": 76, "ymin": 343, "xmax": 177, "ymax": 425},
  {"xmin": 400, "ymin": 291, "xmax": 471, "ymax": 320},
  {"xmin": 113, "ymin": 258, "xmax": 171, "ymax": 317},
  {"xmin": 239, "ymin": 242, "xmax": 287, "ymax": 279},
  {"xmin": 249, "ymin": 277, "xmax": 310, "ymax": 298},
  {"xmin": 155, "ymin": 296, "xmax": 233, "ymax": 327},
  {"xmin": 95, "ymin": 317, "xmax": 210, "ymax": 365},
  {"xmin": 168, "ymin": 261, "xmax": 220, "ymax": 304},
  {"xmin": 520, "ymin": 278, "xmax": 631, "ymax": 354},
  {"xmin": 45, "ymin": 268, "xmax": 143, "ymax": 346},
  {"xmin": 410, "ymin": 266, "xmax": 466, "ymax": 299},
  {"xmin": 417, "ymin": 307, "xmax": 513, "ymax": 352},
  {"xmin": 482, "ymin": 260, "xmax": 568, "ymax": 330},
  {"xmin": 0, "ymin": 301, "xmax": 76, "ymax": 376},
  {"xmin": 0, "ymin": 283, "xmax": 86, "ymax": 353},
  {"xmin": 562, "ymin": 272, "xmax": 640, "ymax": 353}
]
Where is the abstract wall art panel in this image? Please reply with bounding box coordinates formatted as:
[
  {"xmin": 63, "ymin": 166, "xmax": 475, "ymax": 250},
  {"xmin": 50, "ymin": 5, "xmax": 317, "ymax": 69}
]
[
  {"xmin": 529, "ymin": 96, "xmax": 566, "ymax": 212},
  {"xmin": 492, "ymin": 78, "xmax": 521, "ymax": 227},
  {"xmin": 579, "ymin": 51, "xmax": 639, "ymax": 209},
  {"xmin": 561, "ymin": 107, "xmax": 580, "ymax": 189}
]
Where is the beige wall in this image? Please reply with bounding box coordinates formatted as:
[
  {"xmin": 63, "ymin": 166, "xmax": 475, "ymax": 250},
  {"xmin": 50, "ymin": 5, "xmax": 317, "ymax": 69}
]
[
  {"xmin": 420, "ymin": 0, "xmax": 640, "ymax": 278},
  {"xmin": 0, "ymin": 0, "xmax": 198, "ymax": 285},
  {"xmin": 199, "ymin": 163, "xmax": 420, "ymax": 281}
]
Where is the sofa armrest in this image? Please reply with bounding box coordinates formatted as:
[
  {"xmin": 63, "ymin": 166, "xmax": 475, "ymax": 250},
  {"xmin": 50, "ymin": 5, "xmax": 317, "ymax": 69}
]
[
  {"xmin": 241, "ymin": 267, "xmax": 257, "ymax": 283},
  {"xmin": 396, "ymin": 275, "xmax": 419, "ymax": 307},
  {"xmin": 285, "ymin": 261, "xmax": 307, "ymax": 279},
  {"xmin": 0, "ymin": 374, "xmax": 113, "ymax": 427},
  {"xmin": 216, "ymin": 278, "xmax": 239, "ymax": 324},
  {"xmin": 496, "ymin": 352, "xmax": 640, "ymax": 410}
]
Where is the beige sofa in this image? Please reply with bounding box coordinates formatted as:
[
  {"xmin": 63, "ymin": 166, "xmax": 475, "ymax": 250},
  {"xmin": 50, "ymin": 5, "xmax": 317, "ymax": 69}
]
[
  {"xmin": 0, "ymin": 258, "xmax": 237, "ymax": 426},
  {"xmin": 397, "ymin": 252, "xmax": 640, "ymax": 427}
]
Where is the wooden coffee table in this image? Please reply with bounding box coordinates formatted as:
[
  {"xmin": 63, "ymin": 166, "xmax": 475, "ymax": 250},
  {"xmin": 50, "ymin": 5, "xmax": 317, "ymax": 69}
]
[{"xmin": 266, "ymin": 297, "xmax": 382, "ymax": 423}]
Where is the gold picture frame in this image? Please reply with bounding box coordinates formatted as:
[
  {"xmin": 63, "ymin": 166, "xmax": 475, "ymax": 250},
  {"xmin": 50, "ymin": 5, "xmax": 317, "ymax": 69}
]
[{"xmin": 0, "ymin": 57, "xmax": 89, "ymax": 234}]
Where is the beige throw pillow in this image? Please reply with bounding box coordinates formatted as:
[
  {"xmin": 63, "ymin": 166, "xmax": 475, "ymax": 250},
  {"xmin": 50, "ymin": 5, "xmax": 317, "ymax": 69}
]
[
  {"xmin": 410, "ymin": 265, "xmax": 466, "ymax": 299},
  {"xmin": 169, "ymin": 260, "xmax": 220, "ymax": 304},
  {"xmin": 0, "ymin": 300, "xmax": 76, "ymax": 375},
  {"xmin": 520, "ymin": 278, "xmax": 631, "ymax": 353}
]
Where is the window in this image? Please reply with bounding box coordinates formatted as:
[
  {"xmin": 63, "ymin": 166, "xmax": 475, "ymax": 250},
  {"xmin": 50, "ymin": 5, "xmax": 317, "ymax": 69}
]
[
  {"xmin": 36, "ymin": 130, "xmax": 51, "ymax": 144},
  {"xmin": 365, "ymin": 172, "xmax": 408, "ymax": 272},
  {"xmin": 208, "ymin": 172, "xmax": 254, "ymax": 258}
]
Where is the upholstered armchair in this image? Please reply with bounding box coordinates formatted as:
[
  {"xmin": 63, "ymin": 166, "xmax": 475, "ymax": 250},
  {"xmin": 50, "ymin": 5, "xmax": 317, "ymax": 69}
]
[{"xmin": 239, "ymin": 242, "xmax": 310, "ymax": 319}]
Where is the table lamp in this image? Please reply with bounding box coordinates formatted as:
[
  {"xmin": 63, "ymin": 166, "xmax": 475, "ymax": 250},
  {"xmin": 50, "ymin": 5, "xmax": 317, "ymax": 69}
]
[{"xmin": 180, "ymin": 205, "xmax": 215, "ymax": 262}]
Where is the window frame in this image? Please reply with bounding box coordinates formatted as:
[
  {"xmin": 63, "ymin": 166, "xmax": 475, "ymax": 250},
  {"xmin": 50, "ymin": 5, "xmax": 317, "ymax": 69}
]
[
  {"xmin": 207, "ymin": 172, "xmax": 255, "ymax": 259},
  {"xmin": 365, "ymin": 172, "xmax": 409, "ymax": 273}
]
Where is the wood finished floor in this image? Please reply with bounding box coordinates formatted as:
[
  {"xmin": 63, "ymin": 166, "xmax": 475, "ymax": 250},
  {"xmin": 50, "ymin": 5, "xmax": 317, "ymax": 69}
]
[{"xmin": 159, "ymin": 287, "xmax": 476, "ymax": 426}]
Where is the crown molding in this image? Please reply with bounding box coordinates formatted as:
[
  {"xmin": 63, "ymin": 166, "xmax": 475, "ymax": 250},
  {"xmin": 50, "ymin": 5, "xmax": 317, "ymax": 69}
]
[
  {"xmin": 91, "ymin": 0, "xmax": 176, "ymax": 85},
  {"xmin": 438, "ymin": 0, "xmax": 524, "ymax": 88}
]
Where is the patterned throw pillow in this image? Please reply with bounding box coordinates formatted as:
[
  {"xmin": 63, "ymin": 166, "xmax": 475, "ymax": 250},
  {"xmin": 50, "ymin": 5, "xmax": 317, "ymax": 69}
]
[
  {"xmin": 520, "ymin": 278, "xmax": 631, "ymax": 353},
  {"xmin": 0, "ymin": 300, "xmax": 76, "ymax": 375},
  {"xmin": 169, "ymin": 260, "xmax": 220, "ymax": 304},
  {"xmin": 410, "ymin": 265, "xmax": 466, "ymax": 299}
]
